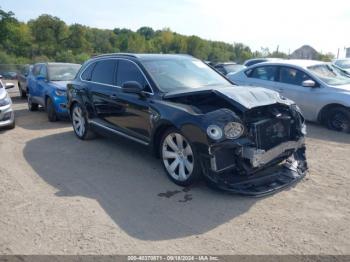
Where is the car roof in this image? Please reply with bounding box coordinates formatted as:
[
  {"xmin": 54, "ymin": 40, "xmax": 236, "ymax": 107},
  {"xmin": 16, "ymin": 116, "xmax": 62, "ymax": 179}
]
[
  {"xmin": 253, "ymin": 59, "xmax": 325, "ymax": 69},
  {"xmin": 92, "ymin": 53, "xmax": 194, "ymax": 61}
]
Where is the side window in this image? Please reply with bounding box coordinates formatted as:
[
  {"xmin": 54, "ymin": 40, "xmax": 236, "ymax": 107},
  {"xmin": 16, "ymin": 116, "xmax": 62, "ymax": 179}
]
[
  {"xmin": 39, "ymin": 65, "xmax": 47, "ymax": 78},
  {"xmin": 279, "ymin": 67, "xmax": 311, "ymax": 86},
  {"xmin": 81, "ymin": 63, "xmax": 96, "ymax": 81},
  {"xmin": 248, "ymin": 66, "xmax": 277, "ymax": 81},
  {"xmin": 33, "ymin": 65, "xmax": 41, "ymax": 76},
  {"xmin": 117, "ymin": 60, "xmax": 150, "ymax": 92},
  {"xmin": 91, "ymin": 60, "xmax": 116, "ymax": 85}
]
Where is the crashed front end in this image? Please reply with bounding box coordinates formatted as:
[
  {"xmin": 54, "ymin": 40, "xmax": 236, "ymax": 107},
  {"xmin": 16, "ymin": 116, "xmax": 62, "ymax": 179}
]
[{"xmin": 201, "ymin": 103, "xmax": 308, "ymax": 197}]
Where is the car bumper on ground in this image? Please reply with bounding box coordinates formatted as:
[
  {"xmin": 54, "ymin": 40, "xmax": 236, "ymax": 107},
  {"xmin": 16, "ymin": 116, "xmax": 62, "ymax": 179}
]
[
  {"xmin": 0, "ymin": 104, "xmax": 15, "ymax": 128},
  {"xmin": 202, "ymin": 137, "xmax": 308, "ymax": 197}
]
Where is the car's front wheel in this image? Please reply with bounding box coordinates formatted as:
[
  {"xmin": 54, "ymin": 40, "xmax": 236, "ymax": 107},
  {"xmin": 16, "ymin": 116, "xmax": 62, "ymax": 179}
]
[
  {"xmin": 160, "ymin": 128, "xmax": 201, "ymax": 186},
  {"xmin": 326, "ymin": 107, "xmax": 350, "ymax": 133},
  {"xmin": 71, "ymin": 103, "xmax": 96, "ymax": 140}
]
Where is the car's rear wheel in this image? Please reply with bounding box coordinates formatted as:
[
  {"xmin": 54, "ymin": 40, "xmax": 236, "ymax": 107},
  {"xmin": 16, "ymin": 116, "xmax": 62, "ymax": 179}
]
[
  {"xmin": 326, "ymin": 107, "xmax": 350, "ymax": 133},
  {"xmin": 46, "ymin": 97, "xmax": 57, "ymax": 122},
  {"xmin": 71, "ymin": 103, "xmax": 96, "ymax": 140},
  {"xmin": 27, "ymin": 95, "xmax": 38, "ymax": 111},
  {"xmin": 160, "ymin": 128, "xmax": 200, "ymax": 186}
]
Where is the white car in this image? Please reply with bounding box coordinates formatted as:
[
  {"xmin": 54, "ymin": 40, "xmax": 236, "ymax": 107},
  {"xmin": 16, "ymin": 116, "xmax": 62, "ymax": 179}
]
[
  {"xmin": 228, "ymin": 60, "xmax": 350, "ymax": 132},
  {"xmin": 0, "ymin": 77, "xmax": 15, "ymax": 129}
]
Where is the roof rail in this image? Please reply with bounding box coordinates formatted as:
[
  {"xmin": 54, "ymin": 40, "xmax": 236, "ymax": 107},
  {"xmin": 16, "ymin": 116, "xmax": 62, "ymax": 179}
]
[{"xmin": 92, "ymin": 53, "xmax": 138, "ymax": 59}]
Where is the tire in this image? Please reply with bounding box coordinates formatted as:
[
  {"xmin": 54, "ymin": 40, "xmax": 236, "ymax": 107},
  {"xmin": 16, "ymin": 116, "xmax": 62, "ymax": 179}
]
[
  {"xmin": 71, "ymin": 103, "xmax": 96, "ymax": 140},
  {"xmin": 326, "ymin": 107, "xmax": 350, "ymax": 133},
  {"xmin": 160, "ymin": 128, "xmax": 201, "ymax": 186},
  {"xmin": 46, "ymin": 97, "xmax": 57, "ymax": 122},
  {"xmin": 27, "ymin": 95, "xmax": 38, "ymax": 111},
  {"xmin": 18, "ymin": 83, "xmax": 26, "ymax": 98}
]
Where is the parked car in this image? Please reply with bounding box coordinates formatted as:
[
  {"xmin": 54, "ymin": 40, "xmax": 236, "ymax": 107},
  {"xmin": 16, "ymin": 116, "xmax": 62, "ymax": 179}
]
[
  {"xmin": 17, "ymin": 64, "xmax": 32, "ymax": 98},
  {"xmin": 0, "ymin": 76, "xmax": 15, "ymax": 129},
  {"xmin": 67, "ymin": 53, "xmax": 307, "ymax": 196},
  {"xmin": 333, "ymin": 59, "xmax": 350, "ymax": 75},
  {"xmin": 0, "ymin": 71, "xmax": 17, "ymax": 80},
  {"xmin": 214, "ymin": 62, "xmax": 246, "ymax": 76},
  {"xmin": 228, "ymin": 60, "xmax": 350, "ymax": 133},
  {"xmin": 27, "ymin": 62, "xmax": 81, "ymax": 121},
  {"xmin": 243, "ymin": 58, "xmax": 282, "ymax": 67}
]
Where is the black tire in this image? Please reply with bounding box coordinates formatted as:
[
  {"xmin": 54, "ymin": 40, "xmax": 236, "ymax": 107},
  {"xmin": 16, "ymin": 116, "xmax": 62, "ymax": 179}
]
[
  {"xmin": 18, "ymin": 83, "xmax": 26, "ymax": 98},
  {"xmin": 326, "ymin": 107, "xmax": 350, "ymax": 133},
  {"xmin": 71, "ymin": 103, "xmax": 96, "ymax": 140},
  {"xmin": 159, "ymin": 127, "xmax": 201, "ymax": 186},
  {"xmin": 46, "ymin": 97, "xmax": 57, "ymax": 122},
  {"xmin": 27, "ymin": 95, "xmax": 38, "ymax": 111}
]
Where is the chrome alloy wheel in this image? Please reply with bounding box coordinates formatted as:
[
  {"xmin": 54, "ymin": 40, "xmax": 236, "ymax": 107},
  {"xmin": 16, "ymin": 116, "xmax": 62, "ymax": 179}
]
[
  {"xmin": 72, "ymin": 105, "xmax": 86, "ymax": 137},
  {"xmin": 162, "ymin": 132, "xmax": 194, "ymax": 181}
]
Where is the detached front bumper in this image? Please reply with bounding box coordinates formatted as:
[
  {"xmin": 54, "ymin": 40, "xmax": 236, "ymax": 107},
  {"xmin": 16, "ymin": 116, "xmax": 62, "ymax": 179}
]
[
  {"xmin": 0, "ymin": 104, "xmax": 15, "ymax": 128},
  {"xmin": 204, "ymin": 138, "xmax": 307, "ymax": 197}
]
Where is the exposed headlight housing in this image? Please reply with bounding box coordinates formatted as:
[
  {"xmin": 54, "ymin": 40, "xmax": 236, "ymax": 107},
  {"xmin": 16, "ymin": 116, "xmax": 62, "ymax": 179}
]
[
  {"xmin": 207, "ymin": 125, "xmax": 223, "ymax": 140},
  {"xmin": 224, "ymin": 122, "xmax": 244, "ymax": 139},
  {"xmin": 0, "ymin": 94, "xmax": 11, "ymax": 107},
  {"xmin": 55, "ymin": 89, "xmax": 66, "ymax": 96}
]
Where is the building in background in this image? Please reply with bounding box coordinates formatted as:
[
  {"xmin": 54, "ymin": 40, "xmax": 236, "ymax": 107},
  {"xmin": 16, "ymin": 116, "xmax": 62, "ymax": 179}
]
[{"xmin": 290, "ymin": 45, "xmax": 318, "ymax": 60}]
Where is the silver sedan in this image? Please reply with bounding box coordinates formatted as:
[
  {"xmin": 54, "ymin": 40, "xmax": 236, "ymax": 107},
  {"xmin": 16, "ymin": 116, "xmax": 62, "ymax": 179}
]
[
  {"xmin": 228, "ymin": 60, "xmax": 350, "ymax": 133},
  {"xmin": 0, "ymin": 78, "xmax": 15, "ymax": 129}
]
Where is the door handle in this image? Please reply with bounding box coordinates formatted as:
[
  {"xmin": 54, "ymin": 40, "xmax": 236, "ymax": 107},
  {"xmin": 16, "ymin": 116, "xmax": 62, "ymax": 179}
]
[{"xmin": 110, "ymin": 94, "xmax": 118, "ymax": 99}]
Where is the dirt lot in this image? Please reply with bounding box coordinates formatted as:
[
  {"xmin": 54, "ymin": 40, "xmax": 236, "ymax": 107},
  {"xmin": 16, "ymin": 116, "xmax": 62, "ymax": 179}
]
[{"xmin": 1, "ymin": 86, "xmax": 350, "ymax": 255}]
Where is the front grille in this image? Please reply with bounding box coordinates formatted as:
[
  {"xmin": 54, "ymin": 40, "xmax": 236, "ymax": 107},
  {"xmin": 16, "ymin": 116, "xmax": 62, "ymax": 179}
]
[{"xmin": 252, "ymin": 118, "xmax": 291, "ymax": 150}]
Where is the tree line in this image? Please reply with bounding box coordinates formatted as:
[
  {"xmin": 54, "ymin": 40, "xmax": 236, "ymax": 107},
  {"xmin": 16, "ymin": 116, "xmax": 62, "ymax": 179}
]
[{"xmin": 0, "ymin": 7, "xmax": 333, "ymax": 65}]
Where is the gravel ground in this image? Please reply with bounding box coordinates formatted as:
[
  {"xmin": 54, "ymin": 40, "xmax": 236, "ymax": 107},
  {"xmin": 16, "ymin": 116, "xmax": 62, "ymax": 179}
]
[{"xmin": 0, "ymin": 87, "xmax": 349, "ymax": 255}]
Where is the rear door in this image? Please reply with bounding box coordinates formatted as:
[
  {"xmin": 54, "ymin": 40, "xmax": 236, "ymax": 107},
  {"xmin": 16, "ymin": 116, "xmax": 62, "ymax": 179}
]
[{"xmin": 86, "ymin": 59, "xmax": 121, "ymax": 121}]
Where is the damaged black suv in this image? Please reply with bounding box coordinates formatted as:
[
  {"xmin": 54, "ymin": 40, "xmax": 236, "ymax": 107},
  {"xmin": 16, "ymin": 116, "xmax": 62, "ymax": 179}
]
[{"xmin": 67, "ymin": 53, "xmax": 307, "ymax": 196}]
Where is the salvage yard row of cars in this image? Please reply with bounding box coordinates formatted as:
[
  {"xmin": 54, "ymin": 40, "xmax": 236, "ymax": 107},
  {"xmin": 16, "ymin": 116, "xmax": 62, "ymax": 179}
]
[{"xmin": 2, "ymin": 54, "xmax": 350, "ymax": 196}]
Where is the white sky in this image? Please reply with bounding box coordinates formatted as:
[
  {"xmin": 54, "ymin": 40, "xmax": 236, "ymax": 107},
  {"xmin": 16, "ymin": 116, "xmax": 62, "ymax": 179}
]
[{"xmin": 2, "ymin": 0, "xmax": 350, "ymax": 56}]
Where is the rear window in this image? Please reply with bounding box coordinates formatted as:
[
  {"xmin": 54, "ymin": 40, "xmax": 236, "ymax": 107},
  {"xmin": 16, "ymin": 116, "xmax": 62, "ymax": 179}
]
[{"xmin": 91, "ymin": 60, "xmax": 116, "ymax": 85}]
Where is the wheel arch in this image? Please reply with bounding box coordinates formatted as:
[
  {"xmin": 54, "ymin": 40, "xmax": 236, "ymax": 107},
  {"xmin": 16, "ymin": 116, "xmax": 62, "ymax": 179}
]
[{"xmin": 151, "ymin": 122, "xmax": 176, "ymax": 158}]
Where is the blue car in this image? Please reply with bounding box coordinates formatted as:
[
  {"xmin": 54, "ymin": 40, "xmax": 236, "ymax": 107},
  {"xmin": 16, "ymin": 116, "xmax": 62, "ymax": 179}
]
[{"xmin": 27, "ymin": 62, "xmax": 81, "ymax": 121}]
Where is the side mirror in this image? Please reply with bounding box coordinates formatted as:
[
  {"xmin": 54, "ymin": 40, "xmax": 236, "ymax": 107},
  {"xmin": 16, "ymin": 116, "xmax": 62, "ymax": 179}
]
[
  {"xmin": 5, "ymin": 83, "xmax": 15, "ymax": 89},
  {"xmin": 122, "ymin": 81, "xmax": 144, "ymax": 94},
  {"xmin": 36, "ymin": 75, "xmax": 46, "ymax": 81},
  {"xmin": 302, "ymin": 79, "xmax": 316, "ymax": 87}
]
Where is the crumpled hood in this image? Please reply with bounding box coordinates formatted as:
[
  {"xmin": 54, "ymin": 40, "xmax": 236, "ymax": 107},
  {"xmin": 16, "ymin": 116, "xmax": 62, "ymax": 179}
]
[
  {"xmin": 214, "ymin": 86, "xmax": 291, "ymax": 109},
  {"xmin": 50, "ymin": 81, "xmax": 70, "ymax": 90},
  {"xmin": 164, "ymin": 86, "xmax": 292, "ymax": 110}
]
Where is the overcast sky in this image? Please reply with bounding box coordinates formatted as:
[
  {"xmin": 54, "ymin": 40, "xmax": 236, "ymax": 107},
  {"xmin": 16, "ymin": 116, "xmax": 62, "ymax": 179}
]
[{"xmin": 2, "ymin": 0, "xmax": 350, "ymax": 56}]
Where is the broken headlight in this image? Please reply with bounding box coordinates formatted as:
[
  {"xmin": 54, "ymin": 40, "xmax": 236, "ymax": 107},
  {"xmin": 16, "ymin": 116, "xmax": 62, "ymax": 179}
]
[{"xmin": 224, "ymin": 122, "xmax": 244, "ymax": 139}]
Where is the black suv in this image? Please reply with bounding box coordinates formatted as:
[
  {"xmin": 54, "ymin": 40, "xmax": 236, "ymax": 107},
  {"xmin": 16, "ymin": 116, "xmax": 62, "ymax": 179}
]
[{"xmin": 67, "ymin": 53, "xmax": 308, "ymax": 196}]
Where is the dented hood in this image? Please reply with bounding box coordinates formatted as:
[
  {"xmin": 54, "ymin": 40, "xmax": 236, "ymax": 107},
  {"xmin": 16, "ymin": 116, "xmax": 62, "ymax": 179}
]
[{"xmin": 164, "ymin": 86, "xmax": 290, "ymax": 110}]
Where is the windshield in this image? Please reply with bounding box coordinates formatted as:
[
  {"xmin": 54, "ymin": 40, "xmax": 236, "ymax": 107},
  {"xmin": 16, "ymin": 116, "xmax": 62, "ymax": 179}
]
[
  {"xmin": 142, "ymin": 58, "xmax": 232, "ymax": 92},
  {"xmin": 48, "ymin": 64, "xmax": 81, "ymax": 81},
  {"xmin": 335, "ymin": 60, "xmax": 350, "ymax": 69},
  {"xmin": 307, "ymin": 64, "xmax": 350, "ymax": 86}
]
